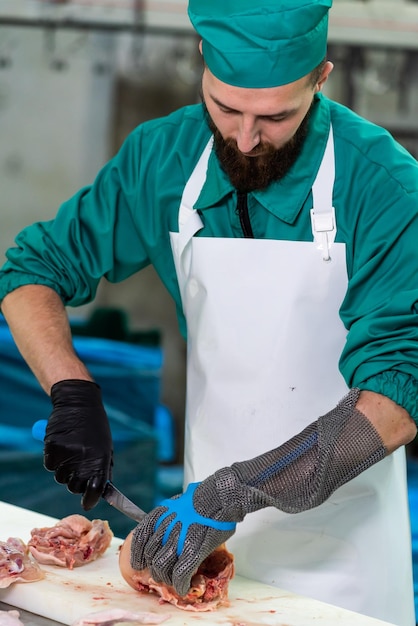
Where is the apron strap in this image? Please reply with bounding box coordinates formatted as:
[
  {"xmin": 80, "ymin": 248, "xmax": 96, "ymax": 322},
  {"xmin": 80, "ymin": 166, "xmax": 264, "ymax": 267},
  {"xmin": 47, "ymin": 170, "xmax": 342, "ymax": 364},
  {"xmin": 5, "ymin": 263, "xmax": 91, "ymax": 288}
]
[
  {"xmin": 177, "ymin": 137, "xmax": 213, "ymax": 254},
  {"xmin": 172, "ymin": 136, "xmax": 214, "ymax": 273},
  {"xmin": 310, "ymin": 125, "xmax": 336, "ymax": 262}
]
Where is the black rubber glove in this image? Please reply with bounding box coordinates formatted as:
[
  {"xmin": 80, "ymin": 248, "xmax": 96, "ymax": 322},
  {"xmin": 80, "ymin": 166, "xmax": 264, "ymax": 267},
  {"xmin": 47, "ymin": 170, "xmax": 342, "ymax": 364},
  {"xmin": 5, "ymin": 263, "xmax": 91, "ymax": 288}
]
[{"xmin": 44, "ymin": 379, "xmax": 113, "ymax": 511}]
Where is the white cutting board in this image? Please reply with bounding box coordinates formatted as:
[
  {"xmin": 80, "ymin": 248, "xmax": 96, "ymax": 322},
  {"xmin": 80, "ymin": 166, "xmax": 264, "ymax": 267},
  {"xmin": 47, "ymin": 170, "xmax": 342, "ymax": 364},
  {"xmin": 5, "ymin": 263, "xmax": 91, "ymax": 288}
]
[{"xmin": 0, "ymin": 502, "xmax": 394, "ymax": 626}]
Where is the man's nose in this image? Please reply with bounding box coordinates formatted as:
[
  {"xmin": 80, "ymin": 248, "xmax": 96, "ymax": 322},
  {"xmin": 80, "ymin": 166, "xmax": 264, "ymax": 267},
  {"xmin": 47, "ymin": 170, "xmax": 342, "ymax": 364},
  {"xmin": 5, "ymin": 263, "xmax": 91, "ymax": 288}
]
[{"xmin": 236, "ymin": 116, "xmax": 260, "ymax": 154}]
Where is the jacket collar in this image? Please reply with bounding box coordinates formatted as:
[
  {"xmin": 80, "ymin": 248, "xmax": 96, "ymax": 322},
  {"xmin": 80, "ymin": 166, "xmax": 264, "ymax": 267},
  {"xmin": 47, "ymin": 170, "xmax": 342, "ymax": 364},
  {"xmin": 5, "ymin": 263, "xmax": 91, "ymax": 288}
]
[{"xmin": 194, "ymin": 93, "xmax": 331, "ymax": 225}]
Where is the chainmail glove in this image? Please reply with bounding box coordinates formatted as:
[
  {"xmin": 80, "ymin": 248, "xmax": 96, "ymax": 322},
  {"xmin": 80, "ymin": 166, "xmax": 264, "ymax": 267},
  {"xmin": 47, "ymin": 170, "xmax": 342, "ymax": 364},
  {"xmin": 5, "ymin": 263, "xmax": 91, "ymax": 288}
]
[
  {"xmin": 131, "ymin": 388, "xmax": 386, "ymax": 596},
  {"xmin": 44, "ymin": 379, "xmax": 113, "ymax": 510},
  {"xmin": 130, "ymin": 479, "xmax": 238, "ymax": 597}
]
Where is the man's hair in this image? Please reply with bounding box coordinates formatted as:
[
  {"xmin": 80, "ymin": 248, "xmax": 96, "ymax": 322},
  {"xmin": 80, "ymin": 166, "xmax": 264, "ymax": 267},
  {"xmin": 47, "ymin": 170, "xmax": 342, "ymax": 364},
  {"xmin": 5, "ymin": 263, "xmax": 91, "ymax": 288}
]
[{"xmin": 309, "ymin": 58, "xmax": 327, "ymax": 87}]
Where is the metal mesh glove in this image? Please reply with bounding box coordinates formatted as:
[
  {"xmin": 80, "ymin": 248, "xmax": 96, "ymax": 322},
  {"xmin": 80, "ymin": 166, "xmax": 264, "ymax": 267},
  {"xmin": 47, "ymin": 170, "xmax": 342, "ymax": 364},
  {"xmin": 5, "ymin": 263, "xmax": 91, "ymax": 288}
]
[
  {"xmin": 229, "ymin": 387, "xmax": 386, "ymax": 514},
  {"xmin": 44, "ymin": 379, "xmax": 113, "ymax": 510},
  {"xmin": 131, "ymin": 482, "xmax": 238, "ymax": 596},
  {"xmin": 131, "ymin": 388, "xmax": 386, "ymax": 596}
]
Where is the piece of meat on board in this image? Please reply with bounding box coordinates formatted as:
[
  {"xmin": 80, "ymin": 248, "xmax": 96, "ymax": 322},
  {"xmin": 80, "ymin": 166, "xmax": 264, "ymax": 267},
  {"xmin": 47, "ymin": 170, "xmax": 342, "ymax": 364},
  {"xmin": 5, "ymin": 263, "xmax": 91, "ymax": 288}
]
[
  {"xmin": 0, "ymin": 537, "xmax": 44, "ymax": 588},
  {"xmin": 28, "ymin": 514, "xmax": 113, "ymax": 570},
  {"xmin": 0, "ymin": 610, "xmax": 24, "ymax": 626},
  {"xmin": 119, "ymin": 533, "xmax": 235, "ymax": 612}
]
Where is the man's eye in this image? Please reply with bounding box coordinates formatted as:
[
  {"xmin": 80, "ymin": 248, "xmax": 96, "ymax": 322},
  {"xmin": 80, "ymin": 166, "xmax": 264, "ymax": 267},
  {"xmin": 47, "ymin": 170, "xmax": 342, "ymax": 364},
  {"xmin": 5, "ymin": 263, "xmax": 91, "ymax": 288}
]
[{"xmin": 263, "ymin": 116, "xmax": 287, "ymax": 123}]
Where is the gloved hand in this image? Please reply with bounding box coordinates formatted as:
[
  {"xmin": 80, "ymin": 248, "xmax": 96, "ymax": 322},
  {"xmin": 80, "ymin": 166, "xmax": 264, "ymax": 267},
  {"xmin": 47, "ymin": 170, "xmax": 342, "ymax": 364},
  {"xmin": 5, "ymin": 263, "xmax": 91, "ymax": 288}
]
[
  {"xmin": 131, "ymin": 389, "xmax": 386, "ymax": 596},
  {"xmin": 44, "ymin": 379, "xmax": 113, "ymax": 511},
  {"xmin": 130, "ymin": 473, "xmax": 241, "ymax": 597}
]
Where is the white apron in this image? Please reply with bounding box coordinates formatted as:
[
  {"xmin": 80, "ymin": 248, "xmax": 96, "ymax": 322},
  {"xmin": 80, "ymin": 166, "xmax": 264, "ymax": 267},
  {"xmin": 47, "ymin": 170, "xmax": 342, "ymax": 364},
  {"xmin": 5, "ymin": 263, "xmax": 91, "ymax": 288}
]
[{"xmin": 169, "ymin": 131, "xmax": 415, "ymax": 626}]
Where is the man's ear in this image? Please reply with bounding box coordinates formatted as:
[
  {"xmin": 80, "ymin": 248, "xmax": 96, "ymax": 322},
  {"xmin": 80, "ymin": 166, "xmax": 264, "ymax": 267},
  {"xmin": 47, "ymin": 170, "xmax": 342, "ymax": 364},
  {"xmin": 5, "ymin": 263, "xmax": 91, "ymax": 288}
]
[
  {"xmin": 316, "ymin": 61, "xmax": 334, "ymax": 92},
  {"xmin": 198, "ymin": 40, "xmax": 203, "ymax": 55}
]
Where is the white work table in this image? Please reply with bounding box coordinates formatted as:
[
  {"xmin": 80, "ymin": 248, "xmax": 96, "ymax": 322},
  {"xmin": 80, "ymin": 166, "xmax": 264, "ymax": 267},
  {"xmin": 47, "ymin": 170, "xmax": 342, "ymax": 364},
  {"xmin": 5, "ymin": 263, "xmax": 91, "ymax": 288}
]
[{"xmin": 0, "ymin": 502, "xmax": 395, "ymax": 626}]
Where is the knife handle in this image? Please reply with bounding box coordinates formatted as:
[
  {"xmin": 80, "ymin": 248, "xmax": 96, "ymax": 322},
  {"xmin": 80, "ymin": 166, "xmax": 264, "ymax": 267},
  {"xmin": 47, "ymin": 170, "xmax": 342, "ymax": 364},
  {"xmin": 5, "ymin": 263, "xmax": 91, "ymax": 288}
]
[{"xmin": 32, "ymin": 419, "xmax": 47, "ymax": 441}]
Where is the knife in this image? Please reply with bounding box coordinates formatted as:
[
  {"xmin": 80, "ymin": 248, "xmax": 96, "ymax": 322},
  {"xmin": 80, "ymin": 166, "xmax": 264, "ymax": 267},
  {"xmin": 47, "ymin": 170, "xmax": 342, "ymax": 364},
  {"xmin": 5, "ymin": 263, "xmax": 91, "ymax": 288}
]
[
  {"xmin": 32, "ymin": 420, "xmax": 147, "ymax": 523},
  {"xmin": 102, "ymin": 481, "xmax": 147, "ymax": 523}
]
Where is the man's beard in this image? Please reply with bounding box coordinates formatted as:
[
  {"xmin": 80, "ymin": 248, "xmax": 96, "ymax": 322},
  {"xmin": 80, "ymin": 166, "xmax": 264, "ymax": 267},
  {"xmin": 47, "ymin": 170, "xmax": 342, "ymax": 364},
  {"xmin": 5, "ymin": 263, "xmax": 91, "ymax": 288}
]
[{"xmin": 203, "ymin": 102, "xmax": 312, "ymax": 193}]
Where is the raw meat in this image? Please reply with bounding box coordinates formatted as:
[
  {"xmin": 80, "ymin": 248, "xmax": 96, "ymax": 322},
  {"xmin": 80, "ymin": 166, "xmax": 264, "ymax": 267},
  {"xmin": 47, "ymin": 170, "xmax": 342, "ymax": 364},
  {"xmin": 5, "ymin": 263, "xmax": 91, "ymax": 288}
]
[
  {"xmin": 119, "ymin": 532, "xmax": 234, "ymax": 612},
  {"xmin": 72, "ymin": 608, "xmax": 169, "ymax": 625},
  {"xmin": 0, "ymin": 537, "xmax": 44, "ymax": 589},
  {"xmin": 28, "ymin": 514, "xmax": 113, "ymax": 570},
  {"xmin": 0, "ymin": 610, "xmax": 24, "ymax": 626}
]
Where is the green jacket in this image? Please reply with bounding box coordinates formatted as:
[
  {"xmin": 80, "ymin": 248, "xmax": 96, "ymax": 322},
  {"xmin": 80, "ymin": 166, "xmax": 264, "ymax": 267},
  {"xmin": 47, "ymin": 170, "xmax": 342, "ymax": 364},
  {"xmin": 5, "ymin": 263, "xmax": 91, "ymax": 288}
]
[{"xmin": 1, "ymin": 94, "xmax": 417, "ymax": 420}]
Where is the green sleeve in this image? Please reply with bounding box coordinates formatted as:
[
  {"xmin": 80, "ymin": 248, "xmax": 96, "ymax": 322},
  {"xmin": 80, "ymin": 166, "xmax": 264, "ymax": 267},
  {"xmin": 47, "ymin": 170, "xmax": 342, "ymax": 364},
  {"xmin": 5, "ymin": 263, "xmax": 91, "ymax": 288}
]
[
  {"xmin": 0, "ymin": 105, "xmax": 209, "ymax": 332},
  {"xmin": 0, "ymin": 128, "xmax": 150, "ymax": 307},
  {"xmin": 335, "ymin": 123, "xmax": 418, "ymax": 421}
]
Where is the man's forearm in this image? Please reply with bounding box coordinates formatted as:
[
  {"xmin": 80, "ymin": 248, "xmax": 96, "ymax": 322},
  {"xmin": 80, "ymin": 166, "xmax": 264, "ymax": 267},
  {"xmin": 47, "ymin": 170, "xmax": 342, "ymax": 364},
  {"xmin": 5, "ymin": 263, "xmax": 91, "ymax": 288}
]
[
  {"xmin": 357, "ymin": 390, "xmax": 417, "ymax": 453},
  {"xmin": 1, "ymin": 285, "xmax": 92, "ymax": 394},
  {"xmin": 203, "ymin": 388, "xmax": 417, "ymax": 519}
]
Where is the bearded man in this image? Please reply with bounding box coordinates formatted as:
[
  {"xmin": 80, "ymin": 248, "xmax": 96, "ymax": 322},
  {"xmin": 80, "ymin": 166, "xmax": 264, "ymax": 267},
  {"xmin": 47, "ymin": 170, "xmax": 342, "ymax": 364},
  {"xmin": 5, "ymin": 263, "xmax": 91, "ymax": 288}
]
[{"xmin": 1, "ymin": 2, "xmax": 417, "ymax": 624}]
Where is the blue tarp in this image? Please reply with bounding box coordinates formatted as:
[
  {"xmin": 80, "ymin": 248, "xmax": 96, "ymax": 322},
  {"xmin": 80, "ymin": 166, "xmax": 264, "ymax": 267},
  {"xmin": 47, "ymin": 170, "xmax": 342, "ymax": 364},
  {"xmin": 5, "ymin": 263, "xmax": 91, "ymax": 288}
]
[
  {"xmin": 0, "ymin": 314, "xmax": 163, "ymax": 434},
  {"xmin": 407, "ymin": 459, "xmax": 418, "ymax": 623}
]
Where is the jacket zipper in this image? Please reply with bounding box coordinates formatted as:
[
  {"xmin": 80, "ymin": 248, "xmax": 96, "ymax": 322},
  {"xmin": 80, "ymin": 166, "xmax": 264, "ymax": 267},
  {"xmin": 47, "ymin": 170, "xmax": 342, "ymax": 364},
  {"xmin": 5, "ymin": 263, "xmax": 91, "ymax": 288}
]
[{"xmin": 236, "ymin": 192, "xmax": 254, "ymax": 238}]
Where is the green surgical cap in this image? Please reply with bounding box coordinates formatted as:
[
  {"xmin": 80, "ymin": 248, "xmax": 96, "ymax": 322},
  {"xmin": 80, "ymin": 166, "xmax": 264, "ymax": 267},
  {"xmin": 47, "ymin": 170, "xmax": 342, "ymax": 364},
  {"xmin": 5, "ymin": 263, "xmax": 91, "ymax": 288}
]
[{"xmin": 188, "ymin": 0, "xmax": 332, "ymax": 88}]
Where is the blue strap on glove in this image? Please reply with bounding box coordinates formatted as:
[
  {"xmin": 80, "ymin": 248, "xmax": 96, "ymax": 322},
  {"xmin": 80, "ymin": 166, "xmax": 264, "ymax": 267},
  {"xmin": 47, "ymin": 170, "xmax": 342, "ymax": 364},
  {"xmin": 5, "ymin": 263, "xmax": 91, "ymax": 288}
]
[{"xmin": 155, "ymin": 482, "xmax": 236, "ymax": 556}]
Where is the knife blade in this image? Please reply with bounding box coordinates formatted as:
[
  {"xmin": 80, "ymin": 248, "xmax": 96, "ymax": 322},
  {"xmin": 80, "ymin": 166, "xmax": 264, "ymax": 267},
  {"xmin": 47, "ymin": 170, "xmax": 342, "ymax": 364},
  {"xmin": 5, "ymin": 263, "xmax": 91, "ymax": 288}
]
[{"xmin": 102, "ymin": 481, "xmax": 147, "ymax": 523}]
